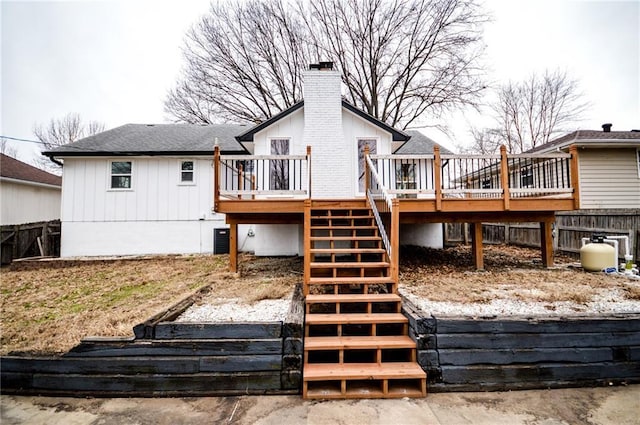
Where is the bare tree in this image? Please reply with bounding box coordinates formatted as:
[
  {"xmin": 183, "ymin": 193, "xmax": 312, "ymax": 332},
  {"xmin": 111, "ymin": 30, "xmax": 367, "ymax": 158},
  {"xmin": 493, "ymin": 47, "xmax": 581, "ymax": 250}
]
[
  {"xmin": 166, "ymin": 0, "xmax": 488, "ymax": 129},
  {"xmin": 166, "ymin": 0, "xmax": 314, "ymax": 124},
  {"xmin": 471, "ymin": 70, "xmax": 588, "ymax": 154},
  {"xmin": 0, "ymin": 138, "xmax": 19, "ymax": 158},
  {"xmin": 33, "ymin": 113, "xmax": 105, "ymax": 170}
]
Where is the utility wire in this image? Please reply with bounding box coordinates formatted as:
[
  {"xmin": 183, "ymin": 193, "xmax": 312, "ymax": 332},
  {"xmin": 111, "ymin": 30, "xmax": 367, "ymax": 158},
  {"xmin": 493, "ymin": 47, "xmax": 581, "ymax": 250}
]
[{"xmin": 0, "ymin": 135, "xmax": 45, "ymax": 144}]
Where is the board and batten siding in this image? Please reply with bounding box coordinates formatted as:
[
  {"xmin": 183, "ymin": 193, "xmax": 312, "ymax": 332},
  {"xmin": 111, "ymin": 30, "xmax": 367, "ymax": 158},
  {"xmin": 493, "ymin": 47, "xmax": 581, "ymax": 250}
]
[
  {"xmin": 578, "ymin": 148, "xmax": 640, "ymax": 209},
  {"xmin": 58, "ymin": 157, "xmax": 255, "ymax": 257},
  {"xmin": 62, "ymin": 157, "xmax": 215, "ymax": 222}
]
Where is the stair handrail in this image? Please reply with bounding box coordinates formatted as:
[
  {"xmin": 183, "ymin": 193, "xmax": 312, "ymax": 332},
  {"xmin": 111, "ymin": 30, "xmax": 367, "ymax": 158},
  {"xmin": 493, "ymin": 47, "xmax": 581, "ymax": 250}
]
[{"xmin": 365, "ymin": 152, "xmax": 394, "ymax": 259}]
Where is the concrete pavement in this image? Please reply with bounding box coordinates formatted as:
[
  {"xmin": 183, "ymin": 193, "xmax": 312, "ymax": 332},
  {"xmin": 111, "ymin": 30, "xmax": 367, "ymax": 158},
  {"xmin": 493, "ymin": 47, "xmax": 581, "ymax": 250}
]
[{"xmin": 1, "ymin": 385, "xmax": 638, "ymax": 425}]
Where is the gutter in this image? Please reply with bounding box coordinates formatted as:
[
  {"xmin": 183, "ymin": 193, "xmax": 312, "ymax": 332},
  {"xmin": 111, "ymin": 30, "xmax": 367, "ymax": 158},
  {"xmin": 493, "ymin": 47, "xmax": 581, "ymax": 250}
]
[{"xmin": 0, "ymin": 176, "xmax": 61, "ymax": 190}]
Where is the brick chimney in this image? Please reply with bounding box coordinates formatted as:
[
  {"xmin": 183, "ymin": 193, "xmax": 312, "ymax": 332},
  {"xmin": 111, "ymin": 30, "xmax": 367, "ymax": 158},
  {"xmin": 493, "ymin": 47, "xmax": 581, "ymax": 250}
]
[
  {"xmin": 602, "ymin": 123, "xmax": 612, "ymax": 132},
  {"xmin": 303, "ymin": 62, "xmax": 351, "ymax": 198}
]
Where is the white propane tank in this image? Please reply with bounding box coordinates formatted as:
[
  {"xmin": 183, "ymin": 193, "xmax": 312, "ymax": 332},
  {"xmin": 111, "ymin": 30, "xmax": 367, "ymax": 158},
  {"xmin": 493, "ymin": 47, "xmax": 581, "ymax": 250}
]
[{"xmin": 580, "ymin": 235, "xmax": 616, "ymax": 272}]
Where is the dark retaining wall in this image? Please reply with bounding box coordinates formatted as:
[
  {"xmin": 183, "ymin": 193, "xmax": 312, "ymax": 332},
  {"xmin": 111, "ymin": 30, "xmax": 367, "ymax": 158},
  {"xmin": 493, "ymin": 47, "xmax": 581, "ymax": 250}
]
[
  {"xmin": 402, "ymin": 298, "xmax": 640, "ymax": 392},
  {"xmin": 1, "ymin": 286, "xmax": 304, "ymax": 397}
]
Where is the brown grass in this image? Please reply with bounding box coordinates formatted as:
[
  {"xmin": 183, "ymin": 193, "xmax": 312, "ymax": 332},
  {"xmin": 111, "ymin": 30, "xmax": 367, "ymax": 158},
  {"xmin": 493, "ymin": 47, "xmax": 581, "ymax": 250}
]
[
  {"xmin": 1, "ymin": 254, "xmax": 301, "ymax": 355},
  {"xmin": 2, "ymin": 246, "xmax": 637, "ymax": 356}
]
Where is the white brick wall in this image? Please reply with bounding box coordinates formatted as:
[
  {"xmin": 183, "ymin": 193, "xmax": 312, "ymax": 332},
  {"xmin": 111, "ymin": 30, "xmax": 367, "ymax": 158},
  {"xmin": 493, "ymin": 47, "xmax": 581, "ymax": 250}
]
[{"xmin": 303, "ymin": 69, "xmax": 353, "ymax": 198}]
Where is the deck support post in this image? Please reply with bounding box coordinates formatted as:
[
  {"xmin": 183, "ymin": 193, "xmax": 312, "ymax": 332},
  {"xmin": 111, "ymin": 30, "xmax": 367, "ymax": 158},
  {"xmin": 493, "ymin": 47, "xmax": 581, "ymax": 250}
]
[
  {"xmin": 434, "ymin": 146, "xmax": 442, "ymax": 211},
  {"xmin": 213, "ymin": 145, "xmax": 220, "ymax": 212},
  {"xmin": 471, "ymin": 222, "xmax": 484, "ymax": 270},
  {"xmin": 569, "ymin": 144, "xmax": 580, "ymax": 209},
  {"xmin": 391, "ymin": 198, "xmax": 400, "ymax": 284},
  {"xmin": 540, "ymin": 219, "xmax": 554, "ymax": 268},
  {"xmin": 499, "ymin": 145, "xmax": 510, "ymax": 211},
  {"xmin": 229, "ymin": 220, "xmax": 238, "ymax": 273}
]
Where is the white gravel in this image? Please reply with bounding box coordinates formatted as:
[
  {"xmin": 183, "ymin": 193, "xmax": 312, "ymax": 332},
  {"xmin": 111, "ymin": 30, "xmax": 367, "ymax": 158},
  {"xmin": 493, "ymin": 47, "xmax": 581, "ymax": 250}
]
[
  {"xmin": 401, "ymin": 288, "xmax": 640, "ymax": 317},
  {"xmin": 175, "ymin": 298, "xmax": 291, "ymax": 322}
]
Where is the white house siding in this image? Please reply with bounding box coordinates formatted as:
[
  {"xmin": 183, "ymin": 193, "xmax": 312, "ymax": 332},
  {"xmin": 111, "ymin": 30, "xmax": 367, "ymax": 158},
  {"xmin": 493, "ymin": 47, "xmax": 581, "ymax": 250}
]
[
  {"xmin": 59, "ymin": 157, "xmax": 233, "ymax": 257},
  {"xmin": 400, "ymin": 223, "xmax": 443, "ymax": 249},
  {"xmin": 578, "ymin": 148, "xmax": 640, "ymax": 209},
  {"xmin": 0, "ymin": 180, "xmax": 61, "ymax": 225}
]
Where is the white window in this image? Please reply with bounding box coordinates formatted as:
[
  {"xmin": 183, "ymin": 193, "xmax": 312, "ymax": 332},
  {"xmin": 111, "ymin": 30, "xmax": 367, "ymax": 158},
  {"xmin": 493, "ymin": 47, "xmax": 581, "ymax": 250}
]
[
  {"xmin": 180, "ymin": 160, "xmax": 195, "ymax": 184},
  {"xmin": 110, "ymin": 161, "xmax": 132, "ymax": 189}
]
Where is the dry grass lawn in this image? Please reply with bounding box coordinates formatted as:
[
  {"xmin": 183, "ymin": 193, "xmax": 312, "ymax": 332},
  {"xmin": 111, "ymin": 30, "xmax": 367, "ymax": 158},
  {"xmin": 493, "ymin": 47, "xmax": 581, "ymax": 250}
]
[
  {"xmin": 2, "ymin": 245, "xmax": 638, "ymax": 355},
  {"xmin": 1, "ymin": 254, "xmax": 301, "ymax": 355}
]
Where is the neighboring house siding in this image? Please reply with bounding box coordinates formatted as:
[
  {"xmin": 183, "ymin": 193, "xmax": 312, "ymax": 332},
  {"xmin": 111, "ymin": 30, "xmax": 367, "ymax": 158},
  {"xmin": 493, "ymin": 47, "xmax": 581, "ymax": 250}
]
[
  {"xmin": 578, "ymin": 148, "xmax": 640, "ymax": 209},
  {"xmin": 0, "ymin": 180, "xmax": 61, "ymax": 225}
]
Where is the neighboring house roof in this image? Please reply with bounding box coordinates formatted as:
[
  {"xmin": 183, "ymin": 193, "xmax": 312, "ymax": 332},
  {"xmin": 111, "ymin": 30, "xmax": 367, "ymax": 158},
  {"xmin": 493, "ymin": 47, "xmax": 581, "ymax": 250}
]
[
  {"xmin": 394, "ymin": 130, "xmax": 453, "ymax": 155},
  {"xmin": 530, "ymin": 130, "xmax": 640, "ymax": 153},
  {"xmin": 44, "ymin": 123, "xmax": 249, "ymax": 158},
  {"xmin": 235, "ymin": 100, "xmax": 411, "ymax": 143},
  {"xmin": 0, "ymin": 153, "xmax": 61, "ymax": 187}
]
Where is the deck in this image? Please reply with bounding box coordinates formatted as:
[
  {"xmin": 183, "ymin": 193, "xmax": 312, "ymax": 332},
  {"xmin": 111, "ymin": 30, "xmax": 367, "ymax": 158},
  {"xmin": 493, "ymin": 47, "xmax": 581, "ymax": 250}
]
[{"xmin": 213, "ymin": 144, "xmax": 579, "ymax": 272}]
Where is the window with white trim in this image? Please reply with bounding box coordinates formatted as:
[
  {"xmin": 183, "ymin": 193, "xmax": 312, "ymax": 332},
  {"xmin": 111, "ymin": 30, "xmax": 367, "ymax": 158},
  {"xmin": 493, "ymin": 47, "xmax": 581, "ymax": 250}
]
[
  {"xmin": 180, "ymin": 160, "xmax": 195, "ymax": 184},
  {"xmin": 110, "ymin": 161, "xmax": 132, "ymax": 189}
]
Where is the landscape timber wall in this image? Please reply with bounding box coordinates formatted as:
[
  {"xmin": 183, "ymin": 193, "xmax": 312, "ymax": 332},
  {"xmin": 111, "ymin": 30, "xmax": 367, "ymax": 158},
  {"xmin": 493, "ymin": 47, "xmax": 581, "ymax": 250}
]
[
  {"xmin": 0, "ymin": 287, "xmax": 304, "ymax": 397},
  {"xmin": 403, "ymin": 299, "xmax": 640, "ymax": 391}
]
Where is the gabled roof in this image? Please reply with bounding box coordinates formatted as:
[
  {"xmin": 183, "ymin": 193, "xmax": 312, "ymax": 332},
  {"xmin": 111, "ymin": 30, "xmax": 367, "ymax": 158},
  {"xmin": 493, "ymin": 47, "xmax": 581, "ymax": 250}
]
[
  {"xmin": 0, "ymin": 153, "xmax": 61, "ymax": 186},
  {"xmin": 394, "ymin": 130, "xmax": 453, "ymax": 155},
  {"xmin": 44, "ymin": 123, "xmax": 249, "ymax": 158},
  {"xmin": 235, "ymin": 100, "xmax": 410, "ymax": 143},
  {"xmin": 530, "ymin": 130, "xmax": 640, "ymax": 153}
]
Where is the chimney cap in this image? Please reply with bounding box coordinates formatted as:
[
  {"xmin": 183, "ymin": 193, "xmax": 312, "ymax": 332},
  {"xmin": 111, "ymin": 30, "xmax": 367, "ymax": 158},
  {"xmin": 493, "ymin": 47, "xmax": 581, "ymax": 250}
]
[
  {"xmin": 602, "ymin": 123, "xmax": 612, "ymax": 132},
  {"xmin": 309, "ymin": 61, "xmax": 334, "ymax": 70}
]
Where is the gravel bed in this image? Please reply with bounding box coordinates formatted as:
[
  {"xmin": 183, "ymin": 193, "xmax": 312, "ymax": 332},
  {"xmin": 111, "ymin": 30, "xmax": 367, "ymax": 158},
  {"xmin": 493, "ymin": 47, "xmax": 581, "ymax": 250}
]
[
  {"xmin": 401, "ymin": 287, "xmax": 640, "ymax": 317},
  {"xmin": 176, "ymin": 297, "xmax": 291, "ymax": 322}
]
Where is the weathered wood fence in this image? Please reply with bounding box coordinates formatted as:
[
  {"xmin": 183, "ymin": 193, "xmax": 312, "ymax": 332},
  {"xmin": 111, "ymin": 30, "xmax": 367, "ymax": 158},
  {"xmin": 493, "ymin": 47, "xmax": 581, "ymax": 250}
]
[
  {"xmin": 403, "ymin": 299, "xmax": 640, "ymax": 391},
  {"xmin": 445, "ymin": 209, "xmax": 640, "ymax": 260},
  {"xmin": 1, "ymin": 220, "xmax": 61, "ymax": 265}
]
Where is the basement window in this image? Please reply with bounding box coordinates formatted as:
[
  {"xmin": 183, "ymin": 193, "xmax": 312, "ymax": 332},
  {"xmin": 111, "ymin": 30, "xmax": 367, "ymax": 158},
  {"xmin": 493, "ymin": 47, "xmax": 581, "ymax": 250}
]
[{"xmin": 110, "ymin": 161, "xmax": 132, "ymax": 189}]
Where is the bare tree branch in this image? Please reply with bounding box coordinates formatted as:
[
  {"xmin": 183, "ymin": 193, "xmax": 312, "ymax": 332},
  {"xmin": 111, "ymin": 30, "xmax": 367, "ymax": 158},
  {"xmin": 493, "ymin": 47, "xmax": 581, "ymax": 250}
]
[
  {"xmin": 472, "ymin": 69, "xmax": 588, "ymax": 154},
  {"xmin": 166, "ymin": 0, "xmax": 488, "ymax": 129}
]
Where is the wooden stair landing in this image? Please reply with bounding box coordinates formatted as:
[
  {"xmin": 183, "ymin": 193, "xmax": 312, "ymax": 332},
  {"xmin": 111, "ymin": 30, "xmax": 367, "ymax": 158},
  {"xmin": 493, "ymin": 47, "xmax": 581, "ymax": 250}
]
[{"xmin": 303, "ymin": 204, "xmax": 426, "ymax": 399}]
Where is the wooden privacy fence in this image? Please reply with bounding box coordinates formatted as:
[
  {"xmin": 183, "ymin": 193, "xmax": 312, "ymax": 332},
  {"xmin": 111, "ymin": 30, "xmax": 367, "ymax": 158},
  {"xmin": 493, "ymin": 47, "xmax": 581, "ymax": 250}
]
[
  {"xmin": 445, "ymin": 209, "xmax": 640, "ymax": 261},
  {"xmin": 1, "ymin": 220, "xmax": 61, "ymax": 264}
]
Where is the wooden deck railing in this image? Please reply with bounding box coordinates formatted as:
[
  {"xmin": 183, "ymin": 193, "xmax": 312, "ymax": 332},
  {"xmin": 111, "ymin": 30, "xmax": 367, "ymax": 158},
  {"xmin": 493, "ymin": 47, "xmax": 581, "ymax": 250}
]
[
  {"xmin": 368, "ymin": 144, "xmax": 579, "ymax": 207},
  {"xmin": 214, "ymin": 146, "xmax": 311, "ymax": 210}
]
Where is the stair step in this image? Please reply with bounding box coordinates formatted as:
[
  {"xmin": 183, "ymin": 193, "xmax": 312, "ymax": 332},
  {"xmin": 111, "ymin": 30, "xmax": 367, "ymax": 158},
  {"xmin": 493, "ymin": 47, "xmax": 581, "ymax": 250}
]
[
  {"xmin": 306, "ymin": 294, "xmax": 401, "ymax": 304},
  {"xmin": 310, "ymin": 248, "xmax": 386, "ymax": 255},
  {"xmin": 308, "ymin": 276, "xmax": 391, "ymax": 285},
  {"xmin": 305, "ymin": 313, "xmax": 407, "ymax": 325},
  {"xmin": 311, "ymin": 225, "xmax": 377, "ymax": 230},
  {"xmin": 310, "ymin": 261, "xmax": 390, "ymax": 269},
  {"xmin": 304, "ymin": 362, "xmax": 425, "ymax": 381},
  {"xmin": 305, "ymin": 335, "xmax": 415, "ymax": 351},
  {"xmin": 310, "ymin": 236, "xmax": 381, "ymax": 241}
]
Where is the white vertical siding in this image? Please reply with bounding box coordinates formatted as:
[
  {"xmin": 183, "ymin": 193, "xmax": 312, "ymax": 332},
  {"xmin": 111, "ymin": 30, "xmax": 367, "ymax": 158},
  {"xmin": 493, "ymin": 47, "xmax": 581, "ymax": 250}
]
[
  {"xmin": 61, "ymin": 157, "xmax": 216, "ymax": 222},
  {"xmin": 0, "ymin": 180, "xmax": 61, "ymax": 225},
  {"xmin": 578, "ymin": 148, "xmax": 640, "ymax": 209}
]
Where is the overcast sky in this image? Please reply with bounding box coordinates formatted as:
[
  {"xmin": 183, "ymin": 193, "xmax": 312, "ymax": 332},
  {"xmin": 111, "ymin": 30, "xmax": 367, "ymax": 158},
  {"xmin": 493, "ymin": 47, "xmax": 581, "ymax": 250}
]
[{"xmin": 1, "ymin": 0, "xmax": 638, "ymax": 164}]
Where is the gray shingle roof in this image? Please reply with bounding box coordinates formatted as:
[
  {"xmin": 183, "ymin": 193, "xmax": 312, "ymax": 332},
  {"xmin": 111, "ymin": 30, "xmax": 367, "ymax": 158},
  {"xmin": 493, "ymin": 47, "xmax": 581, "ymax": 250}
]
[
  {"xmin": 44, "ymin": 123, "xmax": 249, "ymax": 157},
  {"xmin": 530, "ymin": 130, "xmax": 640, "ymax": 153},
  {"xmin": 394, "ymin": 130, "xmax": 452, "ymax": 155}
]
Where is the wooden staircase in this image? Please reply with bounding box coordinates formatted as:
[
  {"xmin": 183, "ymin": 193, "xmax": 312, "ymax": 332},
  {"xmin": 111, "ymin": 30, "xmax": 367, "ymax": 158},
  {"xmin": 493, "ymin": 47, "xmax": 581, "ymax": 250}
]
[{"xmin": 302, "ymin": 202, "xmax": 427, "ymax": 399}]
